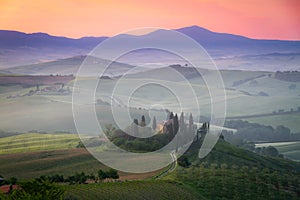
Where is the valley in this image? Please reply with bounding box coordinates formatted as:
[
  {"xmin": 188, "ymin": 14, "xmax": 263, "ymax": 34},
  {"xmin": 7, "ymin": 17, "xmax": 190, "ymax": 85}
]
[{"xmin": 0, "ymin": 25, "xmax": 299, "ymax": 200}]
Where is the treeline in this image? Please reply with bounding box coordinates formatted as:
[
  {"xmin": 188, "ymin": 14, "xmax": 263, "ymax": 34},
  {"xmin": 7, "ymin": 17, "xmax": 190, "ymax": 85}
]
[
  {"xmin": 0, "ymin": 75, "xmax": 74, "ymax": 87},
  {"xmin": 275, "ymin": 71, "xmax": 300, "ymax": 82},
  {"xmin": 0, "ymin": 169, "xmax": 119, "ymax": 199},
  {"xmin": 1, "ymin": 169, "xmax": 119, "ymax": 187},
  {"xmin": 107, "ymin": 112, "xmax": 197, "ymax": 152},
  {"xmin": 36, "ymin": 169, "xmax": 119, "ymax": 185},
  {"xmin": 0, "ymin": 130, "xmax": 21, "ymax": 138},
  {"xmin": 109, "ymin": 128, "xmax": 173, "ymax": 152},
  {"xmin": 232, "ymin": 74, "xmax": 265, "ymax": 87},
  {"xmin": 223, "ymin": 120, "xmax": 300, "ymax": 143},
  {"xmin": 0, "ymin": 179, "xmax": 65, "ymax": 200}
]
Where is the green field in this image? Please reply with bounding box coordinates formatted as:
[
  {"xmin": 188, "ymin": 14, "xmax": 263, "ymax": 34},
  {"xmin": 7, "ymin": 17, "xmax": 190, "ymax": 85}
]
[
  {"xmin": 0, "ymin": 133, "xmax": 80, "ymax": 154},
  {"xmin": 0, "ymin": 133, "xmax": 165, "ymax": 181},
  {"xmin": 64, "ymin": 180, "xmax": 202, "ymax": 200},
  {"xmin": 0, "ymin": 148, "xmax": 104, "ymax": 180},
  {"xmin": 0, "ymin": 148, "xmax": 162, "ymax": 180}
]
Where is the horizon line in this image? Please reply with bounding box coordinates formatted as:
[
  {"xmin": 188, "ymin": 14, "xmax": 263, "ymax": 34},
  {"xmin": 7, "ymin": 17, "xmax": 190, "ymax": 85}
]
[{"xmin": 1, "ymin": 25, "xmax": 300, "ymax": 42}]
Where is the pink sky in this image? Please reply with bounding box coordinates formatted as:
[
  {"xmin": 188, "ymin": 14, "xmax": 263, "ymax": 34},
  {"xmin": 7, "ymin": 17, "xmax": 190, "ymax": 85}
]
[{"xmin": 0, "ymin": 0, "xmax": 299, "ymax": 40}]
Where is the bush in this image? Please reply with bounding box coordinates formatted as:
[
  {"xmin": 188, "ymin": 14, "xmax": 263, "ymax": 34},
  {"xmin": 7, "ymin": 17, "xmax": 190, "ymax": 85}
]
[
  {"xmin": 9, "ymin": 180, "xmax": 64, "ymax": 200},
  {"xmin": 178, "ymin": 156, "xmax": 191, "ymax": 168}
]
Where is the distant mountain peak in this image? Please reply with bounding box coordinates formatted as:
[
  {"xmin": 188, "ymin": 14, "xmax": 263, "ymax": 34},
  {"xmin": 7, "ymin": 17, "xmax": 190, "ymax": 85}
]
[{"xmin": 176, "ymin": 25, "xmax": 212, "ymax": 32}]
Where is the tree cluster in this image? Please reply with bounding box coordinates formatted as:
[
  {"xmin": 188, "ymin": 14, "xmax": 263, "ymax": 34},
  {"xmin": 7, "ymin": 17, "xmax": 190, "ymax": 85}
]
[
  {"xmin": 223, "ymin": 120, "xmax": 300, "ymax": 143},
  {"xmin": 275, "ymin": 71, "xmax": 300, "ymax": 82},
  {"xmin": 97, "ymin": 169, "xmax": 119, "ymax": 182}
]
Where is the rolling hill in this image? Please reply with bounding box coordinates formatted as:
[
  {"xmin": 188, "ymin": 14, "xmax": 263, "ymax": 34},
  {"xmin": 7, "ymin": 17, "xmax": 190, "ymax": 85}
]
[
  {"xmin": 1, "ymin": 26, "xmax": 299, "ymax": 71},
  {"xmin": 4, "ymin": 55, "xmax": 136, "ymax": 76},
  {"xmin": 166, "ymin": 138, "xmax": 300, "ymax": 199}
]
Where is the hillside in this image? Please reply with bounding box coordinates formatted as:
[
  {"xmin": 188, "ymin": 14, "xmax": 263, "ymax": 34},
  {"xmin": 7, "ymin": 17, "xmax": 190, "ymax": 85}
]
[
  {"xmin": 5, "ymin": 55, "xmax": 136, "ymax": 76},
  {"xmin": 186, "ymin": 139, "xmax": 300, "ymax": 172},
  {"xmin": 0, "ymin": 133, "xmax": 299, "ymax": 199},
  {"xmin": 166, "ymin": 139, "xmax": 300, "ymax": 199},
  {"xmin": 64, "ymin": 181, "xmax": 202, "ymax": 200}
]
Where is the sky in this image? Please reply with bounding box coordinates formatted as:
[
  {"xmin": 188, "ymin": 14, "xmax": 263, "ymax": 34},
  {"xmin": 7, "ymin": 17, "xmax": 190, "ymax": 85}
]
[{"xmin": 0, "ymin": 0, "xmax": 299, "ymax": 40}]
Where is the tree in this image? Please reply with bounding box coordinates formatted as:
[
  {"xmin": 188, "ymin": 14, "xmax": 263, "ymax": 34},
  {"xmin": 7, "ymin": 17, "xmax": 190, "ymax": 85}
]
[
  {"xmin": 275, "ymin": 125, "xmax": 291, "ymax": 140},
  {"xmin": 76, "ymin": 141, "xmax": 84, "ymax": 148},
  {"xmin": 263, "ymin": 146, "xmax": 279, "ymax": 157},
  {"xmin": 141, "ymin": 115, "xmax": 146, "ymax": 127},
  {"xmin": 173, "ymin": 114, "xmax": 179, "ymax": 135},
  {"xmin": 189, "ymin": 113, "xmax": 194, "ymax": 135},
  {"xmin": 169, "ymin": 112, "xmax": 174, "ymax": 120},
  {"xmin": 178, "ymin": 155, "xmax": 191, "ymax": 167},
  {"xmin": 97, "ymin": 169, "xmax": 119, "ymax": 181},
  {"xmin": 152, "ymin": 116, "xmax": 157, "ymax": 131},
  {"xmin": 88, "ymin": 173, "xmax": 96, "ymax": 181},
  {"xmin": 106, "ymin": 169, "xmax": 119, "ymax": 179},
  {"xmin": 74, "ymin": 172, "xmax": 87, "ymax": 184},
  {"xmin": 98, "ymin": 170, "xmax": 107, "ymax": 182},
  {"xmin": 9, "ymin": 180, "xmax": 64, "ymax": 200},
  {"xmin": 179, "ymin": 112, "xmax": 185, "ymax": 132}
]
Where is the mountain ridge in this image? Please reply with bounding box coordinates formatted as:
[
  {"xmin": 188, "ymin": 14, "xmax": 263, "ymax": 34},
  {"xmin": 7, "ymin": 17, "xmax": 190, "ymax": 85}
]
[{"xmin": 0, "ymin": 25, "xmax": 299, "ymax": 71}]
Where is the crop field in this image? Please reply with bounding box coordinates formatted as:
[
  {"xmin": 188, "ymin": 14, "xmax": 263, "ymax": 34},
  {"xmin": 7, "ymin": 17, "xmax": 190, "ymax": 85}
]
[
  {"xmin": 0, "ymin": 133, "xmax": 80, "ymax": 154},
  {"xmin": 0, "ymin": 148, "xmax": 103, "ymax": 179},
  {"xmin": 0, "ymin": 147, "xmax": 163, "ymax": 180},
  {"xmin": 0, "ymin": 133, "xmax": 165, "ymax": 180},
  {"xmin": 64, "ymin": 180, "xmax": 202, "ymax": 200}
]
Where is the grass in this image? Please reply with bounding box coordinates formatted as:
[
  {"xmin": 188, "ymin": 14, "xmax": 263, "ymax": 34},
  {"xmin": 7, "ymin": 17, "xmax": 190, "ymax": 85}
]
[
  {"xmin": 0, "ymin": 148, "xmax": 162, "ymax": 181},
  {"xmin": 0, "ymin": 148, "xmax": 103, "ymax": 180},
  {"xmin": 0, "ymin": 133, "xmax": 80, "ymax": 154},
  {"xmin": 0, "ymin": 133, "xmax": 167, "ymax": 180},
  {"xmin": 64, "ymin": 180, "xmax": 203, "ymax": 200}
]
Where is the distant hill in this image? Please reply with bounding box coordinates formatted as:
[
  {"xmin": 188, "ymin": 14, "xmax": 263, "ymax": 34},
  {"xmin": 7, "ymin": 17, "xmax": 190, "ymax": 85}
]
[
  {"xmin": 0, "ymin": 30, "xmax": 107, "ymax": 49},
  {"xmin": 0, "ymin": 30, "xmax": 107, "ymax": 67},
  {"xmin": 177, "ymin": 26, "xmax": 300, "ymax": 51},
  {"xmin": 1, "ymin": 26, "xmax": 299, "ymax": 71},
  {"xmin": 5, "ymin": 55, "xmax": 136, "ymax": 76}
]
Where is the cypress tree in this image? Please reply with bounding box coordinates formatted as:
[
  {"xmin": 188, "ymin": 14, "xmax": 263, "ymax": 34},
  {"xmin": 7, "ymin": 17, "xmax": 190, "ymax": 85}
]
[
  {"xmin": 169, "ymin": 112, "xmax": 174, "ymax": 119},
  {"xmin": 152, "ymin": 116, "xmax": 157, "ymax": 131},
  {"xmin": 189, "ymin": 113, "xmax": 194, "ymax": 135},
  {"xmin": 173, "ymin": 114, "xmax": 179, "ymax": 135},
  {"xmin": 141, "ymin": 115, "xmax": 146, "ymax": 127}
]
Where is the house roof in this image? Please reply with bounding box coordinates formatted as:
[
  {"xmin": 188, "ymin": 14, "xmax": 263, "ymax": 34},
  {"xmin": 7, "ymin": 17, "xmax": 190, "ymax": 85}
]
[{"xmin": 0, "ymin": 185, "xmax": 20, "ymax": 194}]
